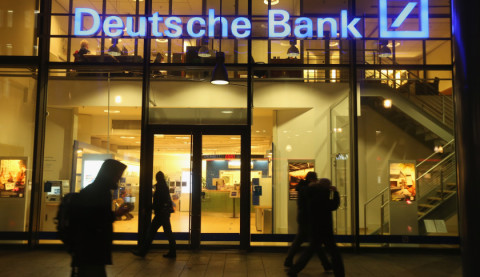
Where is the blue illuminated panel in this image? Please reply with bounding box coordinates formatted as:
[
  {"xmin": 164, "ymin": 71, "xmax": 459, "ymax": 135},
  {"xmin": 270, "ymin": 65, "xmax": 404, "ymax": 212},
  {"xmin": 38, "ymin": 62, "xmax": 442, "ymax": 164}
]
[{"xmin": 379, "ymin": 0, "xmax": 429, "ymax": 39}]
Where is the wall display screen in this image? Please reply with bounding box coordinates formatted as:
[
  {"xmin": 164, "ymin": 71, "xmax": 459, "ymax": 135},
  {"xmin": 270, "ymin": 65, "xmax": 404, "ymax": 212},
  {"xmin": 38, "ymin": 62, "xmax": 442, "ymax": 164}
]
[
  {"xmin": 389, "ymin": 161, "xmax": 416, "ymax": 201},
  {"xmin": 0, "ymin": 158, "xmax": 27, "ymax": 198},
  {"xmin": 288, "ymin": 160, "xmax": 315, "ymax": 200},
  {"xmin": 81, "ymin": 154, "xmax": 114, "ymax": 189}
]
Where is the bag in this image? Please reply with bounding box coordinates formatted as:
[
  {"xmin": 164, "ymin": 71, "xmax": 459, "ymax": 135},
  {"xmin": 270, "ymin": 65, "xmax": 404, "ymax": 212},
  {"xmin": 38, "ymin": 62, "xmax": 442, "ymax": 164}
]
[{"xmin": 55, "ymin": 192, "xmax": 79, "ymax": 252}]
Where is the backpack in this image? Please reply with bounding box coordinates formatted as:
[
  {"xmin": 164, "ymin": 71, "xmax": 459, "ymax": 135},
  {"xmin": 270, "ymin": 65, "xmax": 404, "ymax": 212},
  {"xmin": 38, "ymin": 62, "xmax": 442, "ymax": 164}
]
[{"xmin": 55, "ymin": 192, "xmax": 79, "ymax": 252}]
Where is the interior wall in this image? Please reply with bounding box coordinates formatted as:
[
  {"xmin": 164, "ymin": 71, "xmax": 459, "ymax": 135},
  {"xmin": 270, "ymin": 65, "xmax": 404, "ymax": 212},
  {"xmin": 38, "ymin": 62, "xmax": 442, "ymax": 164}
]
[
  {"xmin": 0, "ymin": 1, "xmax": 36, "ymax": 55},
  {"xmin": 358, "ymin": 105, "xmax": 432, "ymax": 229},
  {"xmin": 0, "ymin": 76, "xmax": 36, "ymax": 232},
  {"xmin": 254, "ymin": 82, "xmax": 349, "ymax": 233}
]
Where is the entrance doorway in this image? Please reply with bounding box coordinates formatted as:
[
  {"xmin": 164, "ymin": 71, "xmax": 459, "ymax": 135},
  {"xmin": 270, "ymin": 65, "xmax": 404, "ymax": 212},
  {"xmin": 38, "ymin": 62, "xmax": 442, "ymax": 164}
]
[{"xmin": 150, "ymin": 127, "xmax": 248, "ymax": 248}]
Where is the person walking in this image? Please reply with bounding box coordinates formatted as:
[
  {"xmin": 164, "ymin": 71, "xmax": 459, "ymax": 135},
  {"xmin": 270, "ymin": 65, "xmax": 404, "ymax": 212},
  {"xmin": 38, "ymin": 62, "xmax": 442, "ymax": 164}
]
[
  {"xmin": 288, "ymin": 178, "xmax": 345, "ymax": 277},
  {"xmin": 132, "ymin": 171, "xmax": 176, "ymax": 258},
  {"xmin": 284, "ymin": 172, "xmax": 331, "ymax": 271},
  {"xmin": 70, "ymin": 159, "xmax": 127, "ymax": 277}
]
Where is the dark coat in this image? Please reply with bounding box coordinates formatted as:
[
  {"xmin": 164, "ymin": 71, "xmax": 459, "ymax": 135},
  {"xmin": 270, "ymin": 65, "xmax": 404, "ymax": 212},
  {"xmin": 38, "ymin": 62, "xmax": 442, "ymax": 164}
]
[
  {"xmin": 152, "ymin": 180, "xmax": 173, "ymax": 215},
  {"xmin": 71, "ymin": 159, "xmax": 126, "ymax": 266},
  {"xmin": 306, "ymin": 182, "xmax": 340, "ymax": 236}
]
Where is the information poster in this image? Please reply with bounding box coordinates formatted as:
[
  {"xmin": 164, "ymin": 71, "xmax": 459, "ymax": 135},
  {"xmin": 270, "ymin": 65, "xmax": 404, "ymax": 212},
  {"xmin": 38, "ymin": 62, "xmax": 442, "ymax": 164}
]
[
  {"xmin": 0, "ymin": 158, "xmax": 27, "ymax": 198},
  {"xmin": 288, "ymin": 160, "xmax": 315, "ymax": 200},
  {"xmin": 389, "ymin": 161, "xmax": 416, "ymax": 201}
]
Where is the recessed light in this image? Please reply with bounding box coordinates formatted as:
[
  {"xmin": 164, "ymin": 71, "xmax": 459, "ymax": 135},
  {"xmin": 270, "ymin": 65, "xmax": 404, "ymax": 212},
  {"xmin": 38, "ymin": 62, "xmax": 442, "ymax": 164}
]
[
  {"xmin": 175, "ymin": 136, "xmax": 190, "ymax": 139},
  {"xmin": 221, "ymin": 110, "xmax": 233, "ymax": 114},
  {"xmin": 104, "ymin": 110, "xmax": 120, "ymax": 113},
  {"xmin": 120, "ymin": 136, "xmax": 135, "ymax": 139},
  {"xmin": 115, "ymin": 96, "xmax": 122, "ymax": 103}
]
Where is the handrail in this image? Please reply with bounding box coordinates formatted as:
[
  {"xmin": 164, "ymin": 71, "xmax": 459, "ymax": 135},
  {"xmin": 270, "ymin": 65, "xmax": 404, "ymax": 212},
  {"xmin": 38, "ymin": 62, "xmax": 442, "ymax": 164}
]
[
  {"xmin": 364, "ymin": 187, "xmax": 389, "ymax": 206},
  {"xmin": 416, "ymin": 152, "xmax": 455, "ymax": 181},
  {"xmin": 416, "ymin": 139, "xmax": 455, "ymax": 167},
  {"xmin": 363, "ymin": 186, "xmax": 389, "ymax": 235}
]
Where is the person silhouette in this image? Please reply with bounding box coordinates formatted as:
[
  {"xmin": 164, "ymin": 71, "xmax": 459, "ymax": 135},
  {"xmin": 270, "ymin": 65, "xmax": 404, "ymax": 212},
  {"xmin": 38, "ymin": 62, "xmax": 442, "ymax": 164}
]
[
  {"xmin": 70, "ymin": 159, "xmax": 127, "ymax": 277},
  {"xmin": 73, "ymin": 40, "xmax": 90, "ymax": 62},
  {"xmin": 132, "ymin": 171, "xmax": 176, "ymax": 258},
  {"xmin": 284, "ymin": 172, "xmax": 331, "ymax": 271},
  {"xmin": 288, "ymin": 178, "xmax": 345, "ymax": 277}
]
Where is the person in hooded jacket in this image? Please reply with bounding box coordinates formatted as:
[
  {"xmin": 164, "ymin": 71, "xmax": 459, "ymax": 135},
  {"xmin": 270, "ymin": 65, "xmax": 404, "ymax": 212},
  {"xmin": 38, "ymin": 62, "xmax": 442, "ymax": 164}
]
[
  {"xmin": 288, "ymin": 178, "xmax": 345, "ymax": 277},
  {"xmin": 70, "ymin": 159, "xmax": 127, "ymax": 277},
  {"xmin": 284, "ymin": 172, "xmax": 331, "ymax": 271},
  {"xmin": 132, "ymin": 171, "xmax": 176, "ymax": 258}
]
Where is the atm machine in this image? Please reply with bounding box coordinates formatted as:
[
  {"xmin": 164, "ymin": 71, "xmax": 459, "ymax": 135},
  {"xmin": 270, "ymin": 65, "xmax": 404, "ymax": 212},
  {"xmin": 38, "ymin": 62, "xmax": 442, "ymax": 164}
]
[{"xmin": 40, "ymin": 180, "xmax": 69, "ymax": 231}]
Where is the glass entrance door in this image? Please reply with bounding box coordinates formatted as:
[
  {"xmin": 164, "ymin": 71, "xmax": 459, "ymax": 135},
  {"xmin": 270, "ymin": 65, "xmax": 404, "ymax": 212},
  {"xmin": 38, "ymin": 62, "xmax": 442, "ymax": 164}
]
[
  {"xmin": 151, "ymin": 131, "xmax": 244, "ymax": 247},
  {"xmin": 201, "ymin": 135, "xmax": 241, "ymax": 244},
  {"xmin": 152, "ymin": 134, "xmax": 192, "ymax": 236}
]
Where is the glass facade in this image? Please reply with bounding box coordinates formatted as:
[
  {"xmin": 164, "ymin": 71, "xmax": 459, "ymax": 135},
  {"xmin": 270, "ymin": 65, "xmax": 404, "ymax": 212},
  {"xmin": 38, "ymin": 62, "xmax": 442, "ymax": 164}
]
[{"xmin": 0, "ymin": 0, "xmax": 458, "ymax": 248}]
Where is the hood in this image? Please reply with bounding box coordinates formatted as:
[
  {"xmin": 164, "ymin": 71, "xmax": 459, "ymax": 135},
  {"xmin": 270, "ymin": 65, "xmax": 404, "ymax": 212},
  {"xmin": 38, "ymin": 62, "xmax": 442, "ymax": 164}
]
[{"xmin": 93, "ymin": 159, "xmax": 127, "ymax": 190}]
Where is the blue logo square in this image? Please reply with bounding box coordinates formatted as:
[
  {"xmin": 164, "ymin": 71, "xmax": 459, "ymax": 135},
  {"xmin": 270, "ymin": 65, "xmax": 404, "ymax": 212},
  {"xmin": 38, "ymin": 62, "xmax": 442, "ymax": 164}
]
[{"xmin": 379, "ymin": 0, "xmax": 429, "ymax": 39}]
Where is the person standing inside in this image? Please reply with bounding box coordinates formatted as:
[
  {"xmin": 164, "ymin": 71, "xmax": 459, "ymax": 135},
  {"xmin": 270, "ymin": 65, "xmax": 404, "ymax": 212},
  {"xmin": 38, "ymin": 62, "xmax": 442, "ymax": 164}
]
[
  {"xmin": 71, "ymin": 159, "xmax": 127, "ymax": 277},
  {"xmin": 288, "ymin": 178, "xmax": 345, "ymax": 277},
  {"xmin": 132, "ymin": 171, "xmax": 176, "ymax": 258},
  {"xmin": 284, "ymin": 172, "xmax": 331, "ymax": 271}
]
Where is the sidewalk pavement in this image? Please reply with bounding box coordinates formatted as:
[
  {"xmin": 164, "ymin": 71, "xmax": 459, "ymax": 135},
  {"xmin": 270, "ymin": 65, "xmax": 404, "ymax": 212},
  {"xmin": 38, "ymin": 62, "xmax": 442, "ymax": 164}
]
[{"xmin": 0, "ymin": 248, "xmax": 462, "ymax": 277}]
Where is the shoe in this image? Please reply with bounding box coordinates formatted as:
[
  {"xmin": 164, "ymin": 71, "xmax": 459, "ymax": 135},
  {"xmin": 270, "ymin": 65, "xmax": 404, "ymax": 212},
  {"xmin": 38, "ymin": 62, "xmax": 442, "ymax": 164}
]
[
  {"xmin": 284, "ymin": 258, "xmax": 293, "ymax": 267},
  {"xmin": 163, "ymin": 252, "xmax": 176, "ymax": 258},
  {"xmin": 130, "ymin": 249, "xmax": 145, "ymax": 258}
]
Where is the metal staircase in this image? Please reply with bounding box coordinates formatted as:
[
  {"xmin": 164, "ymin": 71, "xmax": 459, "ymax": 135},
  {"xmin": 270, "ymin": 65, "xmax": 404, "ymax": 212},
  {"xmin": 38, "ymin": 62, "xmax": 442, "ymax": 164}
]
[{"xmin": 361, "ymin": 63, "xmax": 457, "ymax": 235}]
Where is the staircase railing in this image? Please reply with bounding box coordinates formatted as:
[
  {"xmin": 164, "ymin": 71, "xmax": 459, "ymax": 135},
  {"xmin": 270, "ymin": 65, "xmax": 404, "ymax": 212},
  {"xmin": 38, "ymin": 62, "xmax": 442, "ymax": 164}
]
[
  {"xmin": 364, "ymin": 59, "xmax": 454, "ymax": 130},
  {"xmin": 363, "ymin": 187, "xmax": 390, "ymax": 235}
]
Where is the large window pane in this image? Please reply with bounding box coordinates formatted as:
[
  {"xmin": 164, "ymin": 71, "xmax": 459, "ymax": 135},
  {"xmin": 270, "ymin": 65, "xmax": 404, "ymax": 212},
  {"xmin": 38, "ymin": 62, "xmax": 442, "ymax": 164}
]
[
  {"xmin": 0, "ymin": 68, "xmax": 37, "ymax": 242},
  {"xmin": 41, "ymin": 67, "xmax": 142, "ymax": 242},
  {"xmin": 0, "ymin": 1, "xmax": 38, "ymax": 55}
]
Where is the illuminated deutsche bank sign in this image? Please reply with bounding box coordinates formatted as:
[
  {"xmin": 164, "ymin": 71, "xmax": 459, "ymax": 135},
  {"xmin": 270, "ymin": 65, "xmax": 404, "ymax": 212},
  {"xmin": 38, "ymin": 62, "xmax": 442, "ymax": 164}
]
[{"xmin": 74, "ymin": 0, "xmax": 429, "ymax": 39}]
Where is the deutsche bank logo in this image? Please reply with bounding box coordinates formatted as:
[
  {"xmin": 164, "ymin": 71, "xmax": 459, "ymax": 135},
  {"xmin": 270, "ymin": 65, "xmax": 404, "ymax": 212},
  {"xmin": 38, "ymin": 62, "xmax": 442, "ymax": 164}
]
[{"xmin": 379, "ymin": 0, "xmax": 429, "ymax": 38}]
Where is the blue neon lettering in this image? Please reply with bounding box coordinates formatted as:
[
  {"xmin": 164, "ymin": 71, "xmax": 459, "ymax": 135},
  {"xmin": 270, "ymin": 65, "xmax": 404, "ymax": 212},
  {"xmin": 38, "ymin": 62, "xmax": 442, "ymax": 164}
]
[
  {"xmin": 269, "ymin": 10, "xmax": 291, "ymax": 38},
  {"xmin": 379, "ymin": 0, "xmax": 429, "ymax": 39},
  {"xmin": 148, "ymin": 13, "xmax": 164, "ymax": 37},
  {"xmin": 126, "ymin": 17, "xmax": 146, "ymax": 37},
  {"xmin": 187, "ymin": 17, "xmax": 206, "ymax": 38},
  {"xmin": 340, "ymin": 10, "xmax": 362, "ymax": 38},
  {"xmin": 231, "ymin": 17, "xmax": 251, "ymax": 38},
  {"xmin": 164, "ymin": 17, "xmax": 182, "ymax": 38},
  {"xmin": 103, "ymin": 16, "xmax": 124, "ymax": 37},
  {"xmin": 317, "ymin": 18, "xmax": 337, "ymax": 38},
  {"xmin": 208, "ymin": 9, "xmax": 228, "ymax": 38},
  {"xmin": 74, "ymin": 8, "xmax": 101, "ymax": 36},
  {"xmin": 72, "ymin": 2, "xmax": 431, "ymax": 40},
  {"xmin": 294, "ymin": 17, "xmax": 313, "ymax": 39},
  {"xmin": 391, "ymin": 2, "xmax": 417, "ymax": 28}
]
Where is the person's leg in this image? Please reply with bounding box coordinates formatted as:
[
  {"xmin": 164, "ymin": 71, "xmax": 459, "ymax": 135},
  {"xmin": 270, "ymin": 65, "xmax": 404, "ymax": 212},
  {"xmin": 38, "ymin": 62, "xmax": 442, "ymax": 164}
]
[
  {"xmin": 287, "ymin": 241, "xmax": 315, "ymax": 276},
  {"xmin": 315, "ymin": 242, "xmax": 332, "ymax": 271},
  {"xmin": 322, "ymin": 235, "xmax": 345, "ymax": 277},
  {"xmin": 136, "ymin": 215, "xmax": 162, "ymax": 256},
  {"xmin": 285, "ymin": 224, "xmax": 307, "ymax": 266},
  {"xmin": 160, "ymin": 214, "xmax": 176, "ymax": 257}
]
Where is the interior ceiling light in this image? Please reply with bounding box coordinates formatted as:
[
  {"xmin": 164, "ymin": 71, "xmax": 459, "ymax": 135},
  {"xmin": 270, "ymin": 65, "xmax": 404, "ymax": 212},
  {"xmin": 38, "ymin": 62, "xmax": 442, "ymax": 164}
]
[
  {"xmin": 120, "ymin": 136, "xmax": 136, "ymax": 139},
  {"xmin": 383, "ymin": 99, "xmax": 392, "ymax": 108},
  {"xmin": 287, "ymin": 40, "xmax": 300, "ymax": 58},
  {"xmin": 329, "ymin": 41, "xmax": 339, "ymax": 47},
  {"xmin": 378, "ymin": 40, "xmax": 392, "ymax": 57},
  {"xmin": 211, "ymin": 52, "xmax": 229, "ymax": 85},
  {"xmin": 264, "ymin": 0, "xmax": 280, "ymax": 5},
  {"xmin": 104, "ymin": 110, "xmax": 120, "ymax": 113},
  {"xmin": 221, "ymin": 110, "xmax": 233, "ymax": 114},
  {"xmin": 387, "ymin": 41, "xmax": 401, "ymax": 48},
  {"xmin": 155, "ymin": 39, "xmax": 168, "ymax": 43}
]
